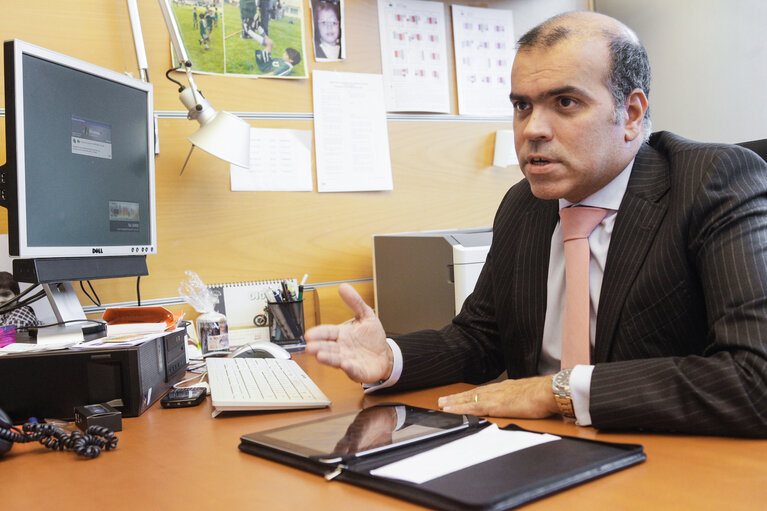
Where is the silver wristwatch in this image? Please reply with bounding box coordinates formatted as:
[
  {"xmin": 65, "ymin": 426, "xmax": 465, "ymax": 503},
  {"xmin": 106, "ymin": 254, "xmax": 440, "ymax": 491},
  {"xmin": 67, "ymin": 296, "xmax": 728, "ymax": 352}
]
[{"xmin": 552, "ymin": 368, "xmax": 576, "ymax": 419}]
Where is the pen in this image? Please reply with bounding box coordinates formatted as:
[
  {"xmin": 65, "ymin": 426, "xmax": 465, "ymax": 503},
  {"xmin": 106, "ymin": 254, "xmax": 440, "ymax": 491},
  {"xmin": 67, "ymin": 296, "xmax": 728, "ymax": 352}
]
[
  {"xmin": 297, "ymin": 285, "xmax": 304, "ymax": 301},
  {"xmin": 300, "ymin": 274, "xmax": 309, "ymax": 286},
  {"xmin": 281, "ymin": 280, "xmax": 291, "ymax": 301}
]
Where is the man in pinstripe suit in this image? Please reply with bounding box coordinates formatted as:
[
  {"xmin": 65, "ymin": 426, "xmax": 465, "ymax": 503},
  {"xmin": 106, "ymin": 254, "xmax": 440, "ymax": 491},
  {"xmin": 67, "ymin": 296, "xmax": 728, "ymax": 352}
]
[{"xmin": 306, "ymin": 12, "xmax": 767, "ymax": 437}]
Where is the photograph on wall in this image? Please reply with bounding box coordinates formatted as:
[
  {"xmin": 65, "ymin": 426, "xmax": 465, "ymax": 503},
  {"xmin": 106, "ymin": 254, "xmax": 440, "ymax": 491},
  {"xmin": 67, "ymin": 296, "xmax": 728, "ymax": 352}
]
[
  {"xmin": 0, "ymin": 235, "xmax": 56, "ymax": 332},
  {"xmin": 310, "ymin": 0, "xmax": 345, "ymax": 61},
  {"xmin": 168, "ymin": 0, "xmax": 308, "ymax": 79}
]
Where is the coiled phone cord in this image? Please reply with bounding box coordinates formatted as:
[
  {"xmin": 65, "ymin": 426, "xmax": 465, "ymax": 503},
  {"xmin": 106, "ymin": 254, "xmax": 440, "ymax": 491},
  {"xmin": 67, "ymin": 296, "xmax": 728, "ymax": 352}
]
[{"xmin": 0, "ymin": 421, "xmax": 118, "ymax": 459}]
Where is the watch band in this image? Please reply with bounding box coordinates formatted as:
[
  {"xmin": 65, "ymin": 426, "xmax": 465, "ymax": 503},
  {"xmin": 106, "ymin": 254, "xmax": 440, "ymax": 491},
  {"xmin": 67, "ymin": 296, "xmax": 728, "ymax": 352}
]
[{"xmin": 552, "ymin": 368, "xmax": 576, "ymax": 419}]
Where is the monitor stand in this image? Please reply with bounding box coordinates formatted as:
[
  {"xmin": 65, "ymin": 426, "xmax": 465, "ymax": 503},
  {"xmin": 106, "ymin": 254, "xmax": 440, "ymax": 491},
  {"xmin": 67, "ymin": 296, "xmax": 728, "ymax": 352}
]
[
  {"xmin": 37, "ymin": 282, "xmax": 87, "ymax": 345},
  {"xmin": 11, "ymin": 256, "xmax": 147, "ymax": 343}
]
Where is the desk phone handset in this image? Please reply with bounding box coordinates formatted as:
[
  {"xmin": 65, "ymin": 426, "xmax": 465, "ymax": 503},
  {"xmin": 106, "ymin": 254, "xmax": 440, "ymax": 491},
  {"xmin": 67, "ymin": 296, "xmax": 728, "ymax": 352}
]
[{"xmin": 0, "ymin": 407, "xmax": 118, "ymax": 459}]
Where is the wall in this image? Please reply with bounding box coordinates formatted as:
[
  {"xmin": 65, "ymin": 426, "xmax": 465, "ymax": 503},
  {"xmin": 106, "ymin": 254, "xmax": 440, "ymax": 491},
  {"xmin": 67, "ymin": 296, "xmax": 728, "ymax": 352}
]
[
  {"xmin": 595, "ymin": 0, "xmax": 767, "ymax": 144},
  {"xmin": 0, "ymin": 0, "xmax": 584, "ymax": 326}
]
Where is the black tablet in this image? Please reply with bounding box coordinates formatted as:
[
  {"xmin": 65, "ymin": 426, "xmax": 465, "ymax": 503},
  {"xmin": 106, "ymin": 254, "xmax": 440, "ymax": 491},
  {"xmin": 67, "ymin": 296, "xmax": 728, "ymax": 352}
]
[{"xmin": 239, "ymin": 403, "xmax": 484, "ymax": 464}]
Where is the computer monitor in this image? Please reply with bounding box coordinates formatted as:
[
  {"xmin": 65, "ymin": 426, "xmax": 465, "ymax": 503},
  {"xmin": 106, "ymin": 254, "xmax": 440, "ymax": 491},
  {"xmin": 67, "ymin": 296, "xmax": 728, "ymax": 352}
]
[{"xmin": 1, "ymin": 39, "xmax": 156, "ymax": 334}]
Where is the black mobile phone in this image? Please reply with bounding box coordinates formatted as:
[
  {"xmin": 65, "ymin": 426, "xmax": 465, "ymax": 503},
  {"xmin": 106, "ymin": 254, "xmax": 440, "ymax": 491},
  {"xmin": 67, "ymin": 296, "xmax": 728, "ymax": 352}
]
[{"xmin": 161, "ymin": 387, "xmax": 207, "ymax": 408}]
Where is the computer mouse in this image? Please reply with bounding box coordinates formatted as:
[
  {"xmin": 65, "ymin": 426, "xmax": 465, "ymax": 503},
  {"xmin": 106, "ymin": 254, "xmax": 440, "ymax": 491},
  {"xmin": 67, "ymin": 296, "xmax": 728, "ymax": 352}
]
[{"xmin": 230, "ymin": 342, "xmax": 291, "ymax": 360}]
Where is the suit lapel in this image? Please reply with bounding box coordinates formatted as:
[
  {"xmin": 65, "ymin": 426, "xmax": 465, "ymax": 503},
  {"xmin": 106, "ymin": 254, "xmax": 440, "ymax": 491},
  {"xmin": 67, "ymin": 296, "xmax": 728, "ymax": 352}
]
[{"xmin": 593, "ymin": 144, "xmax": 670, "ymax": 362}]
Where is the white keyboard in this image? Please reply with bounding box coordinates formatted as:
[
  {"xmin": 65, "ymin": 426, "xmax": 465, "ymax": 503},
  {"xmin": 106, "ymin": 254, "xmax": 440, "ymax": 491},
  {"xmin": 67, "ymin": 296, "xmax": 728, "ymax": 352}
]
[{"xmin": 206, "ymin": 357, "xmax": 330, "ymax": 417}]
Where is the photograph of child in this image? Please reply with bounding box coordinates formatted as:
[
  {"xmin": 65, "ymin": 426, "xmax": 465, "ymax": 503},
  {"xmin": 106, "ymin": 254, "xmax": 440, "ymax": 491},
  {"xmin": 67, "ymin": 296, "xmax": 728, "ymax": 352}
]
[
  {"xmin": 0, "ymin": 271, "xmax": 39, "ymax": 329},
  {"xmin": 0, "ymin": 235, "xmax": 61, "ymax": 332},
  {"xmin": 311, "ymin": 0, "xmax": 345, "ymax": 61}
]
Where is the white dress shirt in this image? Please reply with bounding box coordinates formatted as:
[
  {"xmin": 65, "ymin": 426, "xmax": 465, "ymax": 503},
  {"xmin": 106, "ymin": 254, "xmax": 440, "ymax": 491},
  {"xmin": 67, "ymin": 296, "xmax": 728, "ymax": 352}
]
[
  {"xmin": 367, "ymin": 161, "xmax": 635, "ymax": 427},
  {"xmin": 543, "ymin": 161, "xmax": 633, "ymax": 424}
]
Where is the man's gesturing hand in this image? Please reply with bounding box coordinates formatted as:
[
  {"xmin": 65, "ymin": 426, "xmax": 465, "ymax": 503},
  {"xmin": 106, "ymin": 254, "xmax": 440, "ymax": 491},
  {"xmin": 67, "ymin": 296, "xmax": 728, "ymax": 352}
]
[{"xmin": 305, "ymin": 283, "xmax": 393, "ymax": 384}]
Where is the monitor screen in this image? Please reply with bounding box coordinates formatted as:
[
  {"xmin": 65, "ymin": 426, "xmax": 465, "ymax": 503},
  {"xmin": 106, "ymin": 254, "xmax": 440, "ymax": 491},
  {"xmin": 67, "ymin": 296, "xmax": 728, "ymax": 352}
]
[{"xmin": 2, "ymin": 39, "xmax": 156, "ymax": 260}]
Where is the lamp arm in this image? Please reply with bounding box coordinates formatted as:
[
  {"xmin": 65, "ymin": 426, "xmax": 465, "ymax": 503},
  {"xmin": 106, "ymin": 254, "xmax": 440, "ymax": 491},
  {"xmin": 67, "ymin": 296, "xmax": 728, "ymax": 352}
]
[
  {"xmin": 157, "ymin": 0, "xmax": 190, "ymax": 68},
  {"xmin": 183, "ymin": 65, "xmax": 204, "ymax": 111},
  {"xmin": 157, "ymin": 0, "xmax": 208, "ymax": 122},
  {"xmin": 126, "ymin": 0, "xmax": 149, "ymax": 82},
  {"xmin": 154, "ymin": 0, "xmax": 251, "ymax": 172},
  {"xmin": 179, "ymin": 69, "xmax": 216, "ymax": 125}
]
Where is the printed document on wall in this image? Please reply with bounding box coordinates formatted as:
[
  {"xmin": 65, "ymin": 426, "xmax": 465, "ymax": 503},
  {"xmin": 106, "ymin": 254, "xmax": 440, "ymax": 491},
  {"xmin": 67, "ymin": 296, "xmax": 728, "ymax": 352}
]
[
  {"xmin": 452, "ymin": 5, "xmax": 515, "ymax": 116},
  {"xmin": 230, "ymin": 128, "xmax": 313, "ymax": 191},
  {"xmin": 312, "ymin": 71, "xmax": 393, "ymax": 192},
  {"xmin": 377, "ymin": 0, "xmax": 450, "ymax": 113}
]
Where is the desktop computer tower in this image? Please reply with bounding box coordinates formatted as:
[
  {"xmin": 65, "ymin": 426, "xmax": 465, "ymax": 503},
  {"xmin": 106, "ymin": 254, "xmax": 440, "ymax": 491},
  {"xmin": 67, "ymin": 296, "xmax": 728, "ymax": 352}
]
[
  {"xmin": 373, "ymin": 228, "xmax": 492, "ymax": 336},
  {"xmin": 0, "ymin": 329, "xmax": 187, "ymax": 423}
]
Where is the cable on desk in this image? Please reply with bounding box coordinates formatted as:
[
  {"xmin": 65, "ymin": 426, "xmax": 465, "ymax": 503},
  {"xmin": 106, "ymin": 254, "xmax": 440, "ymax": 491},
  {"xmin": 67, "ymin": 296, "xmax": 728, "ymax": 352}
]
[
  {"xmin": 0, "ymin": 421, "xmax": 118, "ymax": 459},
  {"xmin": 173, "ymin": 370, "xmax": 209, "ymax": 389},
  {"xmin": 16, "ymin": 318, "xmax": 108, "ymax": 333}
]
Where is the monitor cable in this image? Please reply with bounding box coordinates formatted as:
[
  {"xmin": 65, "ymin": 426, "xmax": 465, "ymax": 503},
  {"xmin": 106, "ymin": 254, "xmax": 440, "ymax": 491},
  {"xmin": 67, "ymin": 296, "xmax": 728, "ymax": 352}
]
[
  {"xmin": 14, "ymin": 318, "xmax": 108, "ymax": 336},
  {"xmin": 0, "ymin": 284, "xmax": 46, "ymax": 314},
  {"xmin": 79, "ymin": 280, "xmax": 101, "ymax": 307}
]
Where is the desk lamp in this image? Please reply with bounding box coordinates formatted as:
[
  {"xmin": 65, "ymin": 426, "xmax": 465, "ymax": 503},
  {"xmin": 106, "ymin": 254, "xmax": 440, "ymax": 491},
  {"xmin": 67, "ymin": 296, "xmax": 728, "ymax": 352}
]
[{"xmin": 156, "ymin": 0, "xmax": 251, "ymax": 174}]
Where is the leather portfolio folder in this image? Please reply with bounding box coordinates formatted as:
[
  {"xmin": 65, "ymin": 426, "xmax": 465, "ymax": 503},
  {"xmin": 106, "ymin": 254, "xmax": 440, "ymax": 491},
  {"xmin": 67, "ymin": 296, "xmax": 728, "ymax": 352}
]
[{"xmin": 238, "ymin": 404, "xmax": 646, "ymax": 510}]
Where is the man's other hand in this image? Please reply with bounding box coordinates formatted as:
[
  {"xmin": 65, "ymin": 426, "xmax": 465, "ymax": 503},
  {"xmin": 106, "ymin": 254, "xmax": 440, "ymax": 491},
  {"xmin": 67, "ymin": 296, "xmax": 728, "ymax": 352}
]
[{"xmin": 438, "ymin": 375, "xmax": 559, "ymax": 419}]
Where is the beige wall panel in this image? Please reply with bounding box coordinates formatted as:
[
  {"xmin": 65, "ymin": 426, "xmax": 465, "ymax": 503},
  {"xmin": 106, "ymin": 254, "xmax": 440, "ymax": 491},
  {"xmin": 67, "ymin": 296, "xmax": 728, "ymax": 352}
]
[
  {"xmin": 127, "ymin": 117, "xmax": 520, "ymax": 305},
  {"xmin": 315, "ymin": 282, "xmax": 374, "ymax": 325},
  {"xmin": 0, "ymin": 0, "xmax": 528, "ymax": 322},
  {"xmin": 1, "ymin": 115, "xmax": 521, "ymax": 310}
]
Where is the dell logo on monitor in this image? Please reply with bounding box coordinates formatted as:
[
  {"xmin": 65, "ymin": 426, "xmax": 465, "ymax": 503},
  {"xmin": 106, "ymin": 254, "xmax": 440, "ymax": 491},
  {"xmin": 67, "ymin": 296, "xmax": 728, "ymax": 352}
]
[{"xmin": 92, "ymin": 248, "xmax": 103, "ymax": 254}]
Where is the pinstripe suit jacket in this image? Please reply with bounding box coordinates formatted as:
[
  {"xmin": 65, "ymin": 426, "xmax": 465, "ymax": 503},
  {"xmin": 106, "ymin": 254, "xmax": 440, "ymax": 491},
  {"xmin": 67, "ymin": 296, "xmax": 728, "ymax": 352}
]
[{"xmin": 391, "ymin": 131, "xmax": 767, "ymax": 437}]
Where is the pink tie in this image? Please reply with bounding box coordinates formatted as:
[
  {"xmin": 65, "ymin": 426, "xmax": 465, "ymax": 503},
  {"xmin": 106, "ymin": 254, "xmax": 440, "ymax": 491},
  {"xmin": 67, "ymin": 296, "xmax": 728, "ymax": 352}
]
[{"xmin": 559, "ymin": 206, "xmax": 608, "ymax": 369}]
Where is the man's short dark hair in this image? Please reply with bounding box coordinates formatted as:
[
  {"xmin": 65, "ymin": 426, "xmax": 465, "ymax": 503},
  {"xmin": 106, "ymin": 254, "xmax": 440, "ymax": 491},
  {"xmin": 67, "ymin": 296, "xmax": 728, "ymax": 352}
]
[
  {"xmin": 605, "ymin": 35, "xmax": 651, "ymax": 127},
  {"xmin": 517, "ymin": 23, "xmax": 571, "ymax": 49},
  {"xmin": 516, "ymin": 13, "xmax": 652, "ymax": 134},
  {"xmin": 285, "ymin": 48, "xmax": 301, "ymax": 66}
]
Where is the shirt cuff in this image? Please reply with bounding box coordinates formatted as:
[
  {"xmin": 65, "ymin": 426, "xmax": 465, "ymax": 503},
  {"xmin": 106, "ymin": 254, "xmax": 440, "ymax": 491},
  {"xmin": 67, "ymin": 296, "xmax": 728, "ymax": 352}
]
[
  {"xmin": 362, "ymin": 338, "xmax": 403, "ymax": 394},
  {"xmin": 570, "ymin": 364, "xmax": 594, "ymax": 426}
]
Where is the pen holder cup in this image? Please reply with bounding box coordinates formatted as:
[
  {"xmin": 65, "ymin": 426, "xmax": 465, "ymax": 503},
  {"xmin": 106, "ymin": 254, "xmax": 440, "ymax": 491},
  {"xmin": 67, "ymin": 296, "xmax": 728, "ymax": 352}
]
[{"xmin": 267, "ymin": 300, "xmax": 305, "ymax": 346}]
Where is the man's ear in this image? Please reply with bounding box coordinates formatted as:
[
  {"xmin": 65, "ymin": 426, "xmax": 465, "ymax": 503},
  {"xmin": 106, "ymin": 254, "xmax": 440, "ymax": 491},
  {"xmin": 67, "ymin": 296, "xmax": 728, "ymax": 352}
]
[{"xmin": 623, "ymin": 88, "xmax": 648, "ymax": 142}]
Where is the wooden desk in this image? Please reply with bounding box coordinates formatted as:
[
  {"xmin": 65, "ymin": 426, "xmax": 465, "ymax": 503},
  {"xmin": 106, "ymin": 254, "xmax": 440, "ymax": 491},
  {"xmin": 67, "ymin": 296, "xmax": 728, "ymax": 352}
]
[{"xmin": 3, "ymin": 352, "xmax": 766, "ymax": 510}]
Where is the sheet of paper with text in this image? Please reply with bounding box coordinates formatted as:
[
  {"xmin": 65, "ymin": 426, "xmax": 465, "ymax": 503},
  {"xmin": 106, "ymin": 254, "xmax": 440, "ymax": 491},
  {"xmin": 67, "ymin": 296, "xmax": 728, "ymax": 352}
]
[
  {"xmin": 312, "ymin": 70, "xmax": 394, "ymax": 192},
  {"xmin": 452, "ymin": 5, "xmax": 516, "ymax": 116},
  {"xmin": 377, "ymin": 0, "xmax": 450, "ymax": 113},
  {"xmin": 230, "ymin": 128, "xmax": 313, "ymax": 192}
]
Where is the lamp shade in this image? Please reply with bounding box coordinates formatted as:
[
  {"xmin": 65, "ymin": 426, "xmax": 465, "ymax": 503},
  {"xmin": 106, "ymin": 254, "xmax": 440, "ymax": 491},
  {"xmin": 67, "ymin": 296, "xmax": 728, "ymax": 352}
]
[{"xmin": 187, "ymin": 111, "xmax": 251, "ymax": 168}]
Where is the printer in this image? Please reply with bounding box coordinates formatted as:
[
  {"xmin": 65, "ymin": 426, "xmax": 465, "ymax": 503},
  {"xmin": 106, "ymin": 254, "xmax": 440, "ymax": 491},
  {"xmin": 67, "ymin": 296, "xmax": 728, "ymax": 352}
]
[{"xmin": 373, "ymin": 228, "xmax": 492, "ymax": 336}]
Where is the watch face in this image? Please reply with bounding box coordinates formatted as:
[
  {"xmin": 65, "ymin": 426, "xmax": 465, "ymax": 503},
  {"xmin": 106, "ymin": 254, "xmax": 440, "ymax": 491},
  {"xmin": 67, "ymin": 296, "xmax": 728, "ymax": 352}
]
[{"xmin": 554, "ymin": 369, "xmax": 571, "ymax": 388}]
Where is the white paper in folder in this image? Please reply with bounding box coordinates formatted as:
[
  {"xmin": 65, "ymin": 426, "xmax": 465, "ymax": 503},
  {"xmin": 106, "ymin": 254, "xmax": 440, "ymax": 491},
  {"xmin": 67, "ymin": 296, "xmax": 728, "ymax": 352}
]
[{"xmin": 370, "ymin": 424, "xmax": 560, "ymax": 484}]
